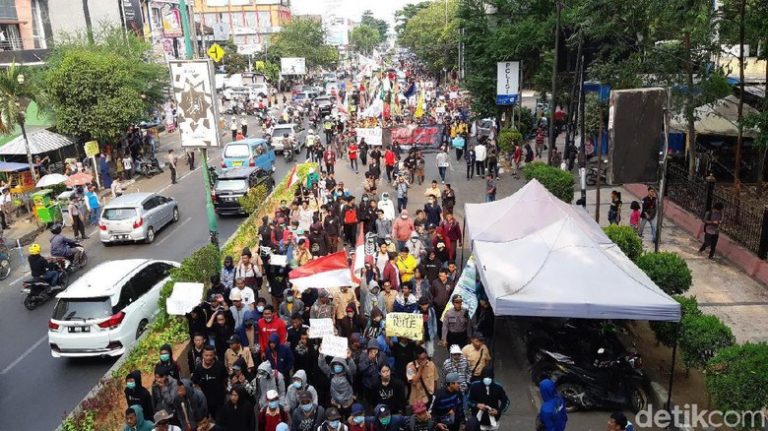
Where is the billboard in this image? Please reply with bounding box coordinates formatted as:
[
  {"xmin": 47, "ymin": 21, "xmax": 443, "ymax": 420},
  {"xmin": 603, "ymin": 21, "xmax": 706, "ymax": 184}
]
[
  {"xmin": 120, "ymin": 0, "xmax": 144, "ymax": 38},
  {"xmin": 496, "ymin": 61, "xmax": 520, "ymax": 105},
  {"xmin": 169, "ymin": 60, "xmax": 221, "ymax": 148},
  {"xmin": 281, "ymin": 57, "xmax": 306, "ymax": 75}
]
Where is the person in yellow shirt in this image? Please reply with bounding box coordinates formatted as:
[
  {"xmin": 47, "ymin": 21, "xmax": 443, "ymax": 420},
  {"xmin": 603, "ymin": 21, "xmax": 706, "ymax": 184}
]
[
  {"xmin": 462, "ymin": 333, "xmax": 492, "ymax": 382},
  {"xmin": 395, "ymin": 248, "xmax": 418, "ymax": 283},
  {"xmin": 333, "ymin": 285, "xmax": 359, "ymax": 321}
]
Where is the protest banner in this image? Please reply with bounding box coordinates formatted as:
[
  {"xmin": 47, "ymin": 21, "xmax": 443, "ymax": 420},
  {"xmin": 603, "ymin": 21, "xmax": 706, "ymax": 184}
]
[
  {"xmin": 309, "ymin": 318, "xmax": 335, "ymax": 339},
  {"xmin": 320, "ymin": 335, "xmax": 349, "ymax": 358},
  {"xmin": 355, "ymin": 127, "xmax": 383, "ymax": 146},
  {"xmin": 384, "ymin": 125, "xmax": 443, "ymax": 150},
  {"xmin": 441, "ymin": 256, "xmax": 479, "ymax": 321},
  {"xmin": 166, "ymin": 282, "xmax": 204, "ymax": 315},
  {"xmin": 386, "ymin": 312, "xmax": 424, "ymax": 339}
]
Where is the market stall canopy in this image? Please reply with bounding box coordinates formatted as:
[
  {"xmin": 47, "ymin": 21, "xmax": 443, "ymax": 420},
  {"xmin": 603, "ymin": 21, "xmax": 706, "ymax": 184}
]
[
  {"xmin": 474, "ymin": 217, "xmax": 681, "ymax": 322},
  {"xmin": 36, "ymin": 173, "xmax": 68, "ymax": 188},
  {"xmin": 0, "ymin": 129, "xmax": 74, "ymax": 156},
  {"xmin": 670, "ymin": 95, "xmax": 759, "ymax": 137},
  {"xmin": 65, "ymin": 172, "xmax": 94, "ymax": 187},
  {"xmin": 0, "ymin": 161, "xmax": 38, "ymax": 172},
  {"xmin": 464, "ymin": 179, "xmax": 613, "ymax": 247}
]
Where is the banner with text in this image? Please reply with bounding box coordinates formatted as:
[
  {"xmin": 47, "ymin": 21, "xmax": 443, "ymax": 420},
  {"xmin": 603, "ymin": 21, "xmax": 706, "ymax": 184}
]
[
  {"xmin": 386, "ymin": 312, "xmax": 424, "ymax": 340},
  {"xmin": 169, "ymin": 60, "xmax": 221, "ymax": 148},
  {"xmin": 355, "ymin": 128, "xmax": 383, "ymax": 146},
  {"xmin": 308, "ymin": 318, "xmax": 335, "ymax": 339},
  {"xmin": 384, "ymin": 125, "xmax": 443, "ymax": 150}
]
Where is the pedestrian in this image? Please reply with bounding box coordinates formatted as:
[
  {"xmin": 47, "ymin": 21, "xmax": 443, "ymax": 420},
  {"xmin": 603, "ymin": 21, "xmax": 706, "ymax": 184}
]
[
  {"xmin": 125, "ymin": 371, "xmax": 154, "ymax": 420},
  {"xmin": 318, "ymin": 353, "xmax": 356, "ymax": 417},
  {"xmin": 359, "ymin": 138, "xmax": 369, "ymax": 166},
  {"xmin": 699, "ymin": 202, "xmax": 724, "ymax": 259},
  {"xmin": 152, "ymin": 410, "xmax": 181, "ymax": 431},
  {"xmin": 319, "ymin": 408, "xmax": 348, "ymax": 431},
  {"xmin": 84, "ymin": 186, "xmax": 101, "ymax": 225},
  {"xmin": 151, "ymin": 368, "xmax": 178, "ymax": 418},
  {"xmin": 484, "ymin": 175, "xmax": 496, "ymax": 203},
  {"xmin": 123, "ymin": 405, "xmax": 153, "ymax": 431},
  {"xmin": 442, "ymin": 345, "xmax": 471, "ymax": 394},
  {"xmin": 216, "ymin": 387, "xmax": 255, "ymax": 431},
  {"xmin": 99, "ymin": 153, "xmax": 113, "ymax": 189},
  {"xmin": 441, "ymin": 184, "xmax": 456, "ymax": 214},
  {"xmin": 172, "ymin": 379, "xmax": 209, "ymax": 431},
  {"xmin": 406, "ymin": 347, "xmax": 438, "ymax": 406},
  {"xmin": 463, "ymin": 334, "xmax": 491, "ymax": 383},
  {"xmin": 348, "ymin": 140, "xmax": 359, "ymax": 173},
  {"xmin": 608, "ymin": 190, "xmax": 622, "ymax": 225},
  {"xmin": 436, "ymin": 147, "xmax": 450, "ymax": 184},
  {"xmin": 464, "ymin": 145, "xmax": 476, "ymax": 180},
  {"xmin": 324, "ymin": 146, "xmax": 337, "ymax": 175},
  {"xmin": 512, "ymin": 144, "xmax": 522, "ymax": 177},
  {"xmin": 186, "ymin": 148, "xmax": 195, "ymax": 171},
  {"xmin": 231, "ymin": 116, "xmax": 239, "ymax": 141},
  {"xmin": 122, "ymin": 153, "xmax": 134, "ymax": 180},
  {"xmin": 257, "ymin": 389, "xmax": 290, "ymax": 431},
  {"xmin": 474, "ymin": 140, "xmax": 487, "ymax": 177},
  {"xmin": 442, "ymin": 295, "xmax": 471, "ymax": 349},
  {"xmin": 166, "ymin": 149, "xmax": 178, "ymax": 184},
  {"xmin": 241, "ymin": 115, "xmax": 248, "ymax": 137},
  {"xmin": 384, "ymin": 146, "xmax": 397, "ymax": 182},
  {"xmin": 629, "ymin": 201, "xmax": 641, "ymax": 233},
  {"xmin": 67, "ymin": 196, "xmax": 87, "ymax": 240},
  {"xmin": 467, "ymin": 368, "xmax": 509, "ymax": 430},
  {"xmin": 537, "ymin": 379, "xmax": 567, "ymax": 431},
  {"xmin": 395, "ymin": 176, "xmax": 409, "ymax": 212},
  {"xmin": 452, "ymin": 133, "xmax": 465, "ymax": 161},
  {"xmin": 431, "ymin": 372, "xmax": 465, "ymax": 431},
  {"xmin": 607, "ymin": 411, "xmax": 635, "ymax": 431},
  {"xmin": 638, "ymin": 186, "xmax": 657, "ymax": 240},
  {"xmin": 535, "ymin": 129, "xmax": 545, "ymax": 158}
]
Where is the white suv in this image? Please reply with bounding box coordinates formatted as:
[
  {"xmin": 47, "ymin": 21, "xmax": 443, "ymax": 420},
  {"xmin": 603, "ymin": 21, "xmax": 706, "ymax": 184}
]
[{"xmin": 48, "ymin": 259, "xmax": 178, "ymax": 358}]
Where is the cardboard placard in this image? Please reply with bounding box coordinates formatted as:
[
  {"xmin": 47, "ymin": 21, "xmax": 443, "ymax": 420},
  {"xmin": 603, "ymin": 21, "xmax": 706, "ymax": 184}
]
[
  {"xmin": 308, "ymin": 318, "xmax": 335, "ymax": 339},
  {"xmin": 319, "ymin": 335, "xmax": 348, "ymax": 358},
  {"xmin": 385, "ymin": 312, "xmax": 424, "ymax": 340},
  {"xmin": 166, "ymin": 282, "xmax": 204, "ymax": 315}
]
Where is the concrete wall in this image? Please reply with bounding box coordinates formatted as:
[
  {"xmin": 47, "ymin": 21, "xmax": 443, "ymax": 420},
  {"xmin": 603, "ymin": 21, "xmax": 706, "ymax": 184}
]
[
  {"xmin": 16, "ymin": 0, "xmax": 34, "ymax": 49},
  {"xmin": 46, "ymin": 0, "xmax": 121, "ymax": 43}
]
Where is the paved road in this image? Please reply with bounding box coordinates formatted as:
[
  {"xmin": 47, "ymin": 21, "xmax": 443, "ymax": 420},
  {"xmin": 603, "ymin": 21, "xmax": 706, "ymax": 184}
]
[{"xmin": 0, "ymin": 116, "xmax": 295, "ymax": 431}]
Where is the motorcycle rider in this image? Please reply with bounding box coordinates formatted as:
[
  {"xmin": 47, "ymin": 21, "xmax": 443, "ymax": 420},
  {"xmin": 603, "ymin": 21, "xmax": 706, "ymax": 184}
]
[
  {"xmin": 27, "ymin": 243, "xmax": 60, "ymax": 287},
  {"xmin": 283, "ymin": 133, "xmax": 294, "ymax": 159},
  {"xmin": 49, "ymin": 223, "xmax": 84, "ymax": 267}
]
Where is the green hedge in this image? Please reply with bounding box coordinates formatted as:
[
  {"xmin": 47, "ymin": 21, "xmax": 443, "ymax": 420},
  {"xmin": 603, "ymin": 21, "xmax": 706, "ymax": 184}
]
[
  {"xmin": 603, "ymin": 225, "xmax": 643, "ymax": 262},
  {"xmin": 679, "ymin": 313, "xmax": 735, "ymax": 370},
  {"xmin": 649, "ymin": 295, "xmax": 701, "ymax": 347},
  {"xmin": 497, "ymin": 128, "xmax": 522, "ymax": 153},
  {"xmin": 706, "ymin": 343, "xmax": 768, "ymax": 430},
  {"xmin": 636, "ymin": 252, "xmax": 693, "ymax": 295},
  {"xmin": 522, "ymin": 162, "xmax": 574, "ymax": 203}
]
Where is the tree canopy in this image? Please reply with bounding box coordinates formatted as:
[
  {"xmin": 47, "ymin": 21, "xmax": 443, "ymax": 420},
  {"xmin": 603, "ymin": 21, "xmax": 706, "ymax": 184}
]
[
  {"xmin": 398, "ymin": 0, "xmax": 459, "ymax": 74},
  {"xmin": 267, "ymin": 17, "xmax": 338, "ymax": 69},
  {"xmin": 350, "ymin": 25, "xmax": 381, "ymax": 55},
  {"xmin": 395, "ymin": 2, "xmax": 430, "ymax": 35},
  {"xmin": 361, "ymin": 10, "xmax": 389, "ymax": 41},
  {"xmin": 42, "ymin": 27, "xmax": 167, "ymax": 143}
]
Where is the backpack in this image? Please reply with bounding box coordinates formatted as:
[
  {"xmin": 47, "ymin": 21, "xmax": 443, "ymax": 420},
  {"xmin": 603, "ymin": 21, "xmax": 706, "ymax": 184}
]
[{"xmin": 344, "ymin": 207, "xmax": 358, "ymax": 224}]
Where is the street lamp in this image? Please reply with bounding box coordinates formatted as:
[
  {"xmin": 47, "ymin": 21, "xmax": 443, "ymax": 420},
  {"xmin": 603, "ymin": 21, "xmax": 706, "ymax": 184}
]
[{"xmin": 16, "ymin": 72, "xmax": 37, "ymax": 184}]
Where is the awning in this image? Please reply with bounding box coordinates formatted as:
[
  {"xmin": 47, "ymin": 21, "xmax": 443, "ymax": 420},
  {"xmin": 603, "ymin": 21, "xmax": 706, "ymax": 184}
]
[
  {"xmin": 0, "ymin": 129, "xmax": 74, "ymax": 156},
  {"xmin": 0, "ymin": 161, "xmax": 38, "ymax": 172},
  {"xmin": 670, "ymin": 95, "xmax": 759, "ymax": 137}
]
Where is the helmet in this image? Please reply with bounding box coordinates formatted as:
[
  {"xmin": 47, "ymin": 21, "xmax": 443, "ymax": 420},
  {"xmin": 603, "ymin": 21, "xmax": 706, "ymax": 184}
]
[
  {"xmin": 50, "ymin": 223, "xmax": 63, "ymax": 235},
  {"xmin": 28, "ymin": 243, "xmax": 41, "ymax": 255}
]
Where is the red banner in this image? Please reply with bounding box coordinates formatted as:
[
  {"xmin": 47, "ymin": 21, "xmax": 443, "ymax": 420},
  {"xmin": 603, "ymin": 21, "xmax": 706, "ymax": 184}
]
[{"xmin": 388, "ymin": 125, "xmax": 443, "ymax": 149}]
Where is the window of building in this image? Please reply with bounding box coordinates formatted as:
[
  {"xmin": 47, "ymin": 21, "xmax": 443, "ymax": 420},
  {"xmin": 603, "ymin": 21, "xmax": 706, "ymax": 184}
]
[
  {"xmin": 0, "ymin": 24, "xmax": 22, "ymax": 50},
  {"xmin": 0, "ymin": 0, "xmax": 17, "ymax": 20},
  {"xmin": 31, "ymin": 0, "xmax": 47, "ymax": 49}
]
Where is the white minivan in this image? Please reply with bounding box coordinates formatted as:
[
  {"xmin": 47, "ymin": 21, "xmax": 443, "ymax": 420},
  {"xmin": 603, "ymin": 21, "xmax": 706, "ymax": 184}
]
[{"xmin": 48, "ymin": 259, "xmax": 178, "ymax": 358}]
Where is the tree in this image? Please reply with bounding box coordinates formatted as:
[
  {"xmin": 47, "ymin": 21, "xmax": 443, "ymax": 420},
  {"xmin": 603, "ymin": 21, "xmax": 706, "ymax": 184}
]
[
  {"xmin": 707, "ymin": 343, "xmax": 768, "ymax": 430},
  {"xmin": 350, "ymin": 25, "xmax": 381, "ymax": 55},
  {"xmin": 268, "ymin": 18, "xmax": 338, "ymax": 69},
  {"xmin": 219, "ymin": 39, "xmax": 249, "ymax": 74},
  {"xmin": 398, "ymin": 0, "xmax": 459, "ymax": 75},
  {"xmin": 522, "ymin": 162, "xmax": 575, "ymax": 203},
  {"xmin": 42, "ymin": 26, "xmax": 167, "ymax": 144},
  {"xmin": 361, "ymin": 10, "xmax": 389, "ymax": 41},
  {"xmin": 395, "ymin": 2, "xmax": 430, "ymax": 35},
  {"xmin": 0, "ymin": 64, "xmax": 41, "ymax": 182}
]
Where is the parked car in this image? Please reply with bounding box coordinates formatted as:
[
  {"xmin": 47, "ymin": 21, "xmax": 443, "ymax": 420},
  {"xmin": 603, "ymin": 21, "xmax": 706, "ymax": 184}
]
[
  {"xmin": 212, "ymin": 167, "xmax": 275, "ymax": 216},
  {"xmin": 48, "ymin": 259, "xmax": 178, "ymax": 358},
  {"xmin": 98, "ymin": 193, "xmax": 179, "ymax": 245},
  {"xmin": 245, "ymin": 82, "xmax": 269, "ymax": 98},
  {"xmin": 269, "ymin": 123, "xmax": 302, "ymax": 152},
  {"xmin": 221, "ymin": 138, "xmax": 275, "ymax": 171},
  {"xmin": 476, "ymin": 118, "xmax": 497, "ymax": 138}
]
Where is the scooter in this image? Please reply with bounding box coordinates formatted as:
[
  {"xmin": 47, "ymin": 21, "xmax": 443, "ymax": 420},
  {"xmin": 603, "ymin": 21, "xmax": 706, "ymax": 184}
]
[
  {"xmin": 138, "ymin": 156, "xmax": 164, "ymax": 178},
  {"xmin": 586, "ymin": 159, "xmax": 609, "ymax": 186},
  {"xmin": 21, "ymin": 260, "xmax": 69, "ymax": 310},
  {"xmin": 283, "ymin": 147, "xmax": 295, "ymax": 162}
]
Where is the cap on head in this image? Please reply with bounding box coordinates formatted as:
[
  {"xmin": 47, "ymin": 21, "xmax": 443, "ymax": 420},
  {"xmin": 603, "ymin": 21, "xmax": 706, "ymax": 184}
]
[
  {"xmin": 449, "ymin": 344, "xmax": 462, "ymax": 354},
  {"xmin": 266, "ymin": 389, "xmax": 279, "ymax": 400},
  {"xmin": 446, "ymin": 372, "xmax": 460, "ymax": 384}
]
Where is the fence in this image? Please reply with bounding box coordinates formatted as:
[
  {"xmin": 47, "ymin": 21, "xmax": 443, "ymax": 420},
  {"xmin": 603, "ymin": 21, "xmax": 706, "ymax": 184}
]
[{"xmin": 666, "ymin": 164, "xmax": 768, "ymax": 258}]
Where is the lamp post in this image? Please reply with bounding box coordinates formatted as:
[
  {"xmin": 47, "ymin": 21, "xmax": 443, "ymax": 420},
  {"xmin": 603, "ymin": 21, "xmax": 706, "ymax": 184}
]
[
  {"xmin": 16, "ymin": 73, "xmax": 37, "ymax": 184},
  {"xmin": 177, "ymin": 0, "xmax": 219, "ymax": 246}
]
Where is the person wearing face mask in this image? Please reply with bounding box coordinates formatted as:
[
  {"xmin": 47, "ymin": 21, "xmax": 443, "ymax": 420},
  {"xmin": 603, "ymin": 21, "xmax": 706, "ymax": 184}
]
[
  {"xmin": 253, "ymin": 361, "xmax": 287, "ymax": 409},
  {"xmin": 125, "ymin": 370, "xmax": 154, "ymax": 419},
  {"xmin": 155, "ymin": 344, "xmax": 181, "ymax": 382},
  {"xmin": 333, "ymin": 285, "xmax": 359, "ymax": 322},
  {"xmin": 367, "ymin": 404, "xmax": 407, "ymax": 431},
  {"xmin": 265, "ymin": 333, "xmax": 294, "ymax": 379},
  {"xmin": 431, "ymin": 372, "xmax": 466, "ymax": 431},
  {"xmin": 258, "ymin": 306, "xmax": 288, "ymax": 355},
  {"xmin": 358, "ymin": 339, "xmax": 388, "ymax": 404},
  {"xmin": 279, "ymin": 288, "xmax": 305, "ymax": 325},
  {"xmin": 257, "ymin": 389, "xmax": 290, "ymax": 431},
  {"xmin": 408, "ymin": 232, "xmax": 426, "ymax": 262},
  {"xmin": 346, "ymin": 403, "xmax": 367, "ymax": 431},
  {"xmin": 318, "ymin": 353, "xmax": 356, "ymax": 416},
  {"xmin": 291, "ymin": 390, "xmax": 325, "ymax": 431},
  {"xmin": 229, "ymin": 289, "xmax": 249, "ymax": 329},
  {"xmin": 221, "ymin": 256, "xmax": 236, "ymax": 290},
  {"xmin": 285, "ymin": 369, "xmax": 318, "ymax": 410},
  {"xmin": 338, "ymin": 305, "xmax": 366, "ymax": 338},
  {"xmin": 467, "ymin": 368, "xmax": 509, "ymax": 431},
  {"xmin": 318, "ymin": 407, "xmax": 348, "ymax": 431},
  {"xmin": 361, "ymin": 280, "xmax": 385, "ymax": 318}
]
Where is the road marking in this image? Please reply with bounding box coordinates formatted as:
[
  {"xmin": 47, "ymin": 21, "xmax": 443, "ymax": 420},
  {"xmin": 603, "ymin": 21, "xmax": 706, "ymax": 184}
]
[
  {"xmin": 0, "ymin": 334, "xmax": 47, "ymax": 374},
  {"xmin": 157, "ymin": 166, "xmax": 201, "ymax": 194},
  {"xmin": 6, "ymin": 272, "xmax": 30, "ymax": 287},
  {"xmin": 155, "ymin": 217, "xmax": 192, "ymax": 247}
]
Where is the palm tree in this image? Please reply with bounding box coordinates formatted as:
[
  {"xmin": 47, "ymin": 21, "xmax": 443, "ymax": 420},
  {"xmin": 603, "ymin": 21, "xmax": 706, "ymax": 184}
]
[{"xmin": 0, "ymin": 64, "xmax": 41, "ymax": 182}]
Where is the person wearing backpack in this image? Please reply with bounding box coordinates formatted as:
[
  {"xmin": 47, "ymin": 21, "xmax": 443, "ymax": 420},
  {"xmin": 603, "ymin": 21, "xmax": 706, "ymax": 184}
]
[{"xmin": 342, "ymin": 196, "xmax": 359, "ymax": 247}]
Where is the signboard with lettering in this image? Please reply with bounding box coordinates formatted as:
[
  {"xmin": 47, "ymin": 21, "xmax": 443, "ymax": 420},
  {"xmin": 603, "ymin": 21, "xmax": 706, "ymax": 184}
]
[
  {"xmin": 169, "ymin": 60, "xmax": 221, "ymax": 148},
  {"xmin": 320, "ymin": 335, "xmax": 349, "ymax": 358},
  {"xmin": 121, "ymin": 0, "xmax": 144, "ymax": 38},
  {"xmin": 496, "ymin": 61, "xmax": 520, "ymax": 106},
  {"xmin": 308, "ymin": 318, "xmax": 335, "ymax": 339},
  {"xmin": 385, "ymin": 125, "xmax": 443, "ymax": 151},
  {"xmin": 386, "ymin": 312, "xmax": 424, "ymax": 340}
]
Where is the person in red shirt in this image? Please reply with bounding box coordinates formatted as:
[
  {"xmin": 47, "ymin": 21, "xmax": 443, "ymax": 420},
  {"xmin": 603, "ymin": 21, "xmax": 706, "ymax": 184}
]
[
  {"xmin": 513, "ymin": 143, "xmax": 523, "ymax": 178},
  {"xmin": 323, "ymin": 146, "xmax": 336, "ymax": 174},
  {"xmin": 384, "ymin": 146, "xmax": 397, "ymax": 182},
  {"xmin": 348, "ymin": 141, "xmax": 359, "ymax": 174},
  {"xmin": 257, "ymin": 305, "xmax": 287, "ymax": 357},
  {"xmin": 439, "ymin": 212, "xmax": 462, "ymax": 260}
]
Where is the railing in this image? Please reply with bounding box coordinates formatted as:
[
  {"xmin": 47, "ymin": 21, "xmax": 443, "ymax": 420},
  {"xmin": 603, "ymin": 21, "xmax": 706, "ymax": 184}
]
[{"xmin": 666, "ymin": 164, "xmax": 768, "ymax": 258}]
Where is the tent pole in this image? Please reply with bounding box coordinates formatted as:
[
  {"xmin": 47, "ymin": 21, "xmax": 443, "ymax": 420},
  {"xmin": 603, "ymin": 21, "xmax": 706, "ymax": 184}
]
[
  {"xmin": 460, "ymin": 217, "xmax": 466, "ymax": 265},
  {"xmin": 666, "ymin": 323, "xmax": 680, "ymax": 411}
]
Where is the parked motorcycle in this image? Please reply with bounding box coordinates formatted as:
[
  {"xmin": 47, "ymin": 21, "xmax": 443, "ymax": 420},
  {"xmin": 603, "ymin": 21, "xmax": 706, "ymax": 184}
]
[
  {"xmin": 586, "ymin": 159, "xmax": 609, "ymax": 186},
  {"xmin": 138, "ymin": 156, "xmax": 164, "ymax": 178},
  {"xmin": 524, "ymin": 319, "xmax": 628, "ymax": 364},
  {"xmin": 531, "ymin": 349, "xmax": 649, "ymax": 413},
  {"xmin": 0, "ymin": 235, "xmax": 10, "ymax": 280},
  {"xmin": 21, "ymin": 260, "xmax": 69, "ymax": 310}
]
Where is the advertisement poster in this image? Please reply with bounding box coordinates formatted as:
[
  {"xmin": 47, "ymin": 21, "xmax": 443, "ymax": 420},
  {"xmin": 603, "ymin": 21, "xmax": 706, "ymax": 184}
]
[
  {"xmin": 280, "ymin": 57, "xmax": 306, "ymax": 75},
  {"xmin": 169, "ymin": 60, "xmax": 220, "ymax": 148},
  {"xmin": 162, "ymin": 6, "xmax": 183, "ymax": 38},
  {"xmin": 121, "ymin": 0, "xmax": 144, "ymax": 38}
]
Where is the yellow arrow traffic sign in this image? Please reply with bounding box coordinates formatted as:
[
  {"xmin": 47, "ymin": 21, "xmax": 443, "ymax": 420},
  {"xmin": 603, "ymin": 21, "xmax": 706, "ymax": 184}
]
[{"xmin": 207, "ymin": 43, "xmax": 224, "ymax": 62}]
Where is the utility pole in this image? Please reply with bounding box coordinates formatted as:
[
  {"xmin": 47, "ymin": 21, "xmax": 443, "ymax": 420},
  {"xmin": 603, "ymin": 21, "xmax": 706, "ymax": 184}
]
[
  {"xmin": 578, "ymin": 54, "xmax": 586, "ymax": 207},
  {"xmin": 734, "ymin": 0, "xmax": 746, "ymax": 198},
  {"xmin": 179, "ymin": 0, "xmax": 220, "ymax": 247},
  {"xmin": 548, "ymin": 0, "xmax": 560, "ymax": 164},
  {"xmin": 655, "ymin": 87, "xmax": 672, "ymax": 253}
]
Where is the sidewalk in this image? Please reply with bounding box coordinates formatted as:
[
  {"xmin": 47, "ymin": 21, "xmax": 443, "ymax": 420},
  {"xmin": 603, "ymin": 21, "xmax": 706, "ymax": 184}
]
[{"xmin": 584, "ymin": 186, "xmax": 768, "ymax": 344}]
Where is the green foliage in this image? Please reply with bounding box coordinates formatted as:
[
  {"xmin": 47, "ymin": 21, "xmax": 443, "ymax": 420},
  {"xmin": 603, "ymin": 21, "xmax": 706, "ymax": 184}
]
[
  {"xmin": 238, "ymin": 184, "xmax": 270, "ymax": 214},
  {"xmin": 268, "ymin": 18, "xmax": 339, "ymax": 69},
  {"xmin": 679, "ymin": 313, "xmax": 735, "ymax": 370},
  {"xmin": 706, "ymin": 343, "xmax": 768, "ymax": 430},
  {"xmin": 0, "ymin": 64, "xmax": 39, "ymax": 136},
  {"xmin": 650, "ymin": 295, "xmax": 702, "ymax": 347},
  {"xmin": 584, "ymin": 93, "xmax": 607, "ymax": 139},
  {"xmin": 43, "ymin": 26, "xmax": 167, "ymax": 142},
  {"xmin": 497, "ymin": 128, "xmax": 522, "ymax": 153},
  {"xmin": 398, "ymin": 0, "xmax": 459, "ymax": 74},
  {"xmin": 395, "ymin": 2, "xmax": 430, "ymax": 35},
  {"xmin": 522, "ymin": 162, "xmax": 575, "ymax": 203},
  {"xmin": 603, "ymin": 225, "xmax": 643, "ymax": 261},
  {"xmin": 61, "ymin": 411, "xmax": 95, "ymax": 431},
  {"xmin": 220, "ymin": 39, "xmax": 249, "ymax": 74},
  {"xmin": 636, "ymin": 252, "xmax": 693, "ymax": 295},
  {"xmin": 514, "ymin": 106, "xmax": 535, "ymax": 139},
  {"xmin": 350, "ymin": 25, "xmax": 382, "ymax": 55},
  {"xmin": 361, "ymin": 10, "xmax": 389, "ymax": 41}
]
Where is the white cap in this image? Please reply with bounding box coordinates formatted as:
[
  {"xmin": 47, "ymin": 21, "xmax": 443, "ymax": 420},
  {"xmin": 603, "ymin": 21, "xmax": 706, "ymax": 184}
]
[
  {"xmin": 449, "ymin": 344, "xmax": 462, "ymax": 354},
  {"xmin": 229, "ymin": 290, "xmax": 242, "ymax": 301},
  {"xmin": 266, "ymin": 389, "xmax": 279, "ymax": 400}
]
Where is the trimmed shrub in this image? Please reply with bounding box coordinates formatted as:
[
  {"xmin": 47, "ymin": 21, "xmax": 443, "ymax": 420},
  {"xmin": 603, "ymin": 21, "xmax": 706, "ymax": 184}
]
[
  {"xmin": 706, "ymin": 343, "xmax": 768, "ymax": 430},
  {"xmin": 522, "ymin": 162, "xmax": 575, "ymax": 203},
  {"xmin": 679, "ymin": 313, "xmax": 735, "ymax": 370},
  {"xmin": 603, "ymin": 225, "xmax": 643, "ymax": 261},
  {"xmin": 636, "ymin": 252, "xmax": 693, "ymax": 295},
  {"xmin": 497, "ymin": 127, "xmax": 523, "ymax": 153},
  {"xmin": 649, "ymin": 295, "xmax": 702, "ymax": 347}
]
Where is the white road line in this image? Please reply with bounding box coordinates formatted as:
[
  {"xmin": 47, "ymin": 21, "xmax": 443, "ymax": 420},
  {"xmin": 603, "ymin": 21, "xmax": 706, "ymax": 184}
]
[
  {"xmin": 0, "ymin": 334, "xmax": 47, "ymax": 374},
  {"xmin": 6, "ymin": 272, "xmax": 29, "ymax": 287},
  {"xmin": 155, "ymin": 217, "xmax": 192, "ymax": 247},
  {"xmin": 157, "ymin": 166, "xmax": 201, "ymax": 194}
]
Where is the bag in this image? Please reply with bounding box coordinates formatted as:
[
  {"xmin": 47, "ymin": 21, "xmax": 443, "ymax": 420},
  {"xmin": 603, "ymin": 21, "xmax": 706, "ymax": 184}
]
[
  {"xmin": 343, "ymin": 208, "xmax": 358, "ymax": 224},
  {"xmin": 419, "ymin": 374, "xmax": 435, "ymax": 406},
  {"xmin": 471, "ymin": 347, "xmax": 484, "ymax": 376}
]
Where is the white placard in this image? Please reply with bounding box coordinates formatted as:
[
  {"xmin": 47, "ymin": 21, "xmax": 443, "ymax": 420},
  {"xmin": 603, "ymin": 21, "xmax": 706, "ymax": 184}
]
[
  {"xmin": 308, "ymin": 318, "xmax": 335, "ymax": 339},
  {"xmin": 355, "ymin": 127, "xmax": 383, "ymax": 146},
  {"xmin": 496, "ymin": 61, "xmax": 520, "ymax": 106},
  {"xmin": 166, "ymin": 282, "xmax": 204, "ymax": 315},
  {"xmin": 269, "ymin": 254, "xmax": 288, "ymax": 266},
  {"xmin": 320, "ymin": 335, "xmax": 349, "ymax": 358},
  {"xmin": 280, "ymin": 57, "xmax": 306, "ymax": 75},
  {"xmin": 169, "ymin": 60, "xmax": 221, "ymax": 147}
]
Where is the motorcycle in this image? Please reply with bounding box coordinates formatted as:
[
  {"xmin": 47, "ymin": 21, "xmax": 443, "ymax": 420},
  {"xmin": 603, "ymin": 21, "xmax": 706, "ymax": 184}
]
[
  {"xmin": 523, "ymin": 319, "xmax": 629, "ymax": 364},
  {"xmin": 586, "ymin": 159, "xmax": 609, "ymax": 186},
  {"xmin": 53, "ymin": 245, "xmax": 88, "ymax": 274},
  {"xmin": 531, "ymin": 349, "xmax": 649, "ymax": 413},
  {"xmin": 283, "ymin": 147, "xmax": 295, "ymax": 162},
  {"xmin": 21, "ymin": 260, "xmax": 69, "ymax": 310},
  {"xmin": 138, "ymin": 156, "xmax": 164, "ymax": 178},
  {"xmin": 0, "ymin": 235, "xmax": 10, "ymax": 280}
]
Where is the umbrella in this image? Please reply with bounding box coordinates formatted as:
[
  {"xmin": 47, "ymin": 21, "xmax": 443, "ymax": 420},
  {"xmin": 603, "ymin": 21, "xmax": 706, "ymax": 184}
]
[
  {"xmin": 65, "ymin": 172, "xmax": 94, "ymax": 187},
  {"xmin": 36, "ymin": 173, "xmax": 68, "ymax": 188}
]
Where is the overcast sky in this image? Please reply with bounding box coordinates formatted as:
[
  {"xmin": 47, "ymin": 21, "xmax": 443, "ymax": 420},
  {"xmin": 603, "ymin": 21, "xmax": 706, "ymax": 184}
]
[{"xmin": 291, "ymin": 0, "xmax": 428, "ymax": 27}]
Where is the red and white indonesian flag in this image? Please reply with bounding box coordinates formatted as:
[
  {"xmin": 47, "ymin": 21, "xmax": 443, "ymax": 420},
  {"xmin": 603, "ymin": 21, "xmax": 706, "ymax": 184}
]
[
  {"xmin": 285, "ymin": 165, "xmax": 299, "ymax": 189},
  {"xmin": 289, "ymin": 251, "xmax": 355, "ymax": 291},
  {"xmin": 353, "ymin": 222, "xmax": 366, "ymax": 273}
]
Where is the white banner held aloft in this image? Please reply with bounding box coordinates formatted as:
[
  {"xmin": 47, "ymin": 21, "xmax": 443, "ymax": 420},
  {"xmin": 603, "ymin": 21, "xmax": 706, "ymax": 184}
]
[
  {"xmin": 166, "ymin": 282, "xmax": 204, "ymax": 315},
  {"xmin": 355, "ymin": 128, "xmax": 383, "ymax": 146},
  {"xmin": 169, "ymin": 60, "xmax": 221, "ymax": 147},
  {"xmin": 280, "ymin": 57, "xmax": 306, "ymax": 75},
  {"xmin": 320, "ymin": 335, "xmax": 349, "ymax": 358},
  {"xmin": 309, "ymin": 318, "xmax": 335, "ymax": 339}
]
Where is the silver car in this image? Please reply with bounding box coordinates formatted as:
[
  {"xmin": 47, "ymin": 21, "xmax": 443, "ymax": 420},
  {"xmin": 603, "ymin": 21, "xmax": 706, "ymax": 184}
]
[{"xmin": 98, "ymin": 193, "xmax": 179, "ymax": 245}]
